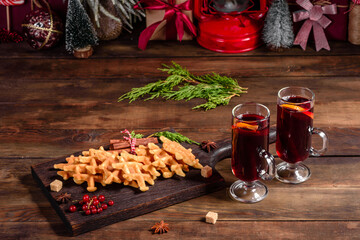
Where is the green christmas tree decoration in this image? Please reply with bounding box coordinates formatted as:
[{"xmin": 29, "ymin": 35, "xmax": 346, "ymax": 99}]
[
  {"xmin": 262, "ymin": 0, "xmax": 294, "ymax": 51},
  {"xmin": 65, "ymin": 0, "xmax": 98, "ymax": 56}
]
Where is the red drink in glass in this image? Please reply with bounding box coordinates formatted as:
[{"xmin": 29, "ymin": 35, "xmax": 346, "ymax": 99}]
[
  {"xmin": 276, "ymin": 96, "xmax": 313, "ymax": 163},
  {"xmin": 232, "ymin": 114, "xmax": 269, "ymax": 182},
  {"xmin": 275, "ymin": 87, "xmax": 328, "ymax": 184},
  {"xmin": 230, "ymin": 103, "xmax": 274, "ymax": 203}
]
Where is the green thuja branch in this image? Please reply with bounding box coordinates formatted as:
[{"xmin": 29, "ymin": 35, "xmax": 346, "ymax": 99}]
[
  {"xmin": 150, "ymin": 131, "xmax": 200, "ymax": 145},
  {"xmin": 118, "ymin": 62, "xmax": 247, "ymax": 111}
]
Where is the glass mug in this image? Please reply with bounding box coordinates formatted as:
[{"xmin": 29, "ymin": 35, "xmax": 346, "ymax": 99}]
[
  {"xmin": 276, "ymin": 87, "xmax": 329, "ymax": 184},
  {"xmin": 230, "ymin": 103, "xmax": 275, "ymax": 203}
]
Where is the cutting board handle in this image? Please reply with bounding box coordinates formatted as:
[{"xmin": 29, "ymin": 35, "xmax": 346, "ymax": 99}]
[{"xmin": 209, "ymin": 128, "xmax": 276, "ymax": 168}]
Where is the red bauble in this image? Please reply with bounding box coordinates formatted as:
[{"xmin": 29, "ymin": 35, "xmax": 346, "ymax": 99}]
[{"xmin": 22, "ymin": 9, "xmax": 63, "ymax": 50}]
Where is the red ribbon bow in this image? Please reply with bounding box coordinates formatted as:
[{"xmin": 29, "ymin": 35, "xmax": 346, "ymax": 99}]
[
  {"xmin": 134, "ymin": 0, "xmax": 197, "ymax": 50},
  {"xmin": 293, "ymin": 0, "xmax": 337, "ymax": 51}
]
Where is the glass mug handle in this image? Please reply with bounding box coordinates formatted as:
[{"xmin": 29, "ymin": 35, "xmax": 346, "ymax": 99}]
[
  {"xmin": 310, "ymin": 127, "xmax": 329, "ymax": 156},
  {"xmin": 258, "ymin": 149, "xmax": 275, "ymax": 180}
]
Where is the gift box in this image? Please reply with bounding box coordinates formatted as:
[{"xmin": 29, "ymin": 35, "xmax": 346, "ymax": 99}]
[
  {"xmin": 0, "ymin": 0, "xmax": 67, "ymax": 33},
  {"xmin": 134, "ymin": 0, "xmax": 197, "ymax": 49},
  {"xmin": 289, "ymin": 0, "xmax": 349, "ymax": 41},
  {"xmin": 145, "ymin": 0, "xmax": 193, "ymax": 41}
]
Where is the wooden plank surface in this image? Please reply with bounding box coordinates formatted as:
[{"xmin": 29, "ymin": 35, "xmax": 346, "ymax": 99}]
[{"xmin": 0, "ymin": 38, "xmax": 360, "ymax": 239}]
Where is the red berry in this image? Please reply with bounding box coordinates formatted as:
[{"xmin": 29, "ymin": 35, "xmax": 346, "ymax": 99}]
[
  {"xmin": 108, "ymin": 200, "xmax": 114, "ymax": 206},
  {"xmin": 97, "ymin": 207, "xmax": 103, "ymax": 213},
  {"xmin": 90, "ymin": 205, "xmax": 96, "ymax": 210},
  {"xmin": 91, "ymin": 208, "xmax": 97, "ymax": 214},
  {"xmin": 98, "ymin": 195, "xmax": 105, "ymax": 202},
  {"xmin": 85, "ymin": 209, "xmax": 91, "ymax": 215},
  {"xmin": 83, "ymin": 194, "xmax": 90, "ymax": 202},
  {"xmin": 92, "ymin": 196, "xmax": 97, "ymax": 200},
  {"xmin": 101, "ymin": 203, "xmax": 108, "ymax": 210},
  {"xmin": 82, "ymin": 204, "xmax": 88, "ymax": 211},
  {"xmin": 69, "ymin": 205, "xmax": 76, "ymax": 213},
  {"xmin": 93, "ymin": 199, "xmax": 99, "ymax": 206}
]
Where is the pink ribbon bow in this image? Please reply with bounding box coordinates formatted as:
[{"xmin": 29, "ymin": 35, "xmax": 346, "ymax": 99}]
[
  {"xmin": 121, "ymin": 129, "xmax": 137, "ymax": 154},
  {"xmin": 293, "ymin": 0, "xmax": 337, "ymax": 51},
  {"xmin": 134, "ymin": 0, "xmax": 197, "ymax": 50}
]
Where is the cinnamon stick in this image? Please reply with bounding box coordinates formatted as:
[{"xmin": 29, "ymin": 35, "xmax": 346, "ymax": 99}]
[{"xmin": 109, "ymin": 137, "xmax": 159, "ymax": 150}]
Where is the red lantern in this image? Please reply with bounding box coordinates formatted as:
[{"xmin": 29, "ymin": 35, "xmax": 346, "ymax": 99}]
[{"xmin": 194, "ymin": 0, "xmax": 268, "ymax": 53}]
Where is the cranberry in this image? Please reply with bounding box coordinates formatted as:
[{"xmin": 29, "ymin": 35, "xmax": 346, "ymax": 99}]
[
  {"xmin": 93, "ymin": 199, "xmax": 99, "ymax": 206},
  {"xmin": 101, "ymin": 203, "xmax": 108, "ymax": 210},
  {"xmin": 98, "ymin": 195, "xmax": 105, "ymax": 202},
  {"xmin": 91, "ymin": 208, "xmax": 97, "ymax": 214},
  {"xmin": 83, "ymin": 194, "xmax": 90, "ymax": 202},
  {"xmin": 97, "ymin": 207, "xmax": 103, "ymax": 214},
  {"xmin": 85, "ymin": 209, "xmax": 91, "ymax": 215},
  {"xmin": 69, "ymin": 205, "xmax": 77, "ymax": 213},
  {"xmin": 108, "ymin": 200, "xmax": 114, "ymax": 206},
  {"xmin": 82, "ymin": 204, "xmax": 88, "ymax": 211}
]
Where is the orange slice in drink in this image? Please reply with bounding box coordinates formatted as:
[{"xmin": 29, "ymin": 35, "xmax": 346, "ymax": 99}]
[
  {"xmin": 234, "ymin": 122, "xmax": 259, "ymax": 131},
  {"xmin": 280, "ymin": 104, "xmax": 314, "ymax": 119}
]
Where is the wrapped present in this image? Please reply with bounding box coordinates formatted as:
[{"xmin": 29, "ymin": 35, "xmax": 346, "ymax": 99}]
[
  {"xmin": 348, "ymin": 0, "xmax": 360, "ymax": 45},
  {"xmin": 289, "ymin": 0, "xmax": 349, "ymax": 41},
  {"xmin": 134, "ymin": 0, "xmax": 197, "ymax": 50},
  {"xmin": 0, "ymin": 0, "xmax": 67, "ymax": 33}
]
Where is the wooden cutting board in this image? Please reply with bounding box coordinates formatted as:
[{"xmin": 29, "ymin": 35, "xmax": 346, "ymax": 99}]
[{"xmin": 31, "ymin": 130, "xmax": 276, "ymax": 236}]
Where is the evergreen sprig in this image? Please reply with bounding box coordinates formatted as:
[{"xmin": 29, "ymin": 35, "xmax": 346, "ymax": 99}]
[
  {"xmin": 150, "ymin": 131, "xmax": 200, "ymax": 145},
  {"xmin": 130, "ymin": 131, "xmax": 144, "ymax": 139},
  {"xmin": 118, "ymin": 62, "xmax": 247, "ymax": 111}
]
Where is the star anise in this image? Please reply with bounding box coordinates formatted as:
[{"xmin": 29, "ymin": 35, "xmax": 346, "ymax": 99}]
[
  {"xmin": 151, "ymin": 220, "xmax": 169, "ymax": 234},
  {"xmin": 54, "ymin": 193, "xmax": 71, "ymax": 204},
  {"xmin": 201, "ymin": 140, "xmax": 218, "ymax": 152}
]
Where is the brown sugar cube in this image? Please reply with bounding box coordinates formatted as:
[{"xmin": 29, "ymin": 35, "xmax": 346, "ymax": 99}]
[
  {"xmin": 205, "ymin": 211, "xmax": 218, "ymax": 224},
  {"xmin": 201, "ymin": 165, "xmax": 213, "ymax": 178},
  {"xmin": 50, "ymin": 179, "xmax": 63, "ymax": 192}
]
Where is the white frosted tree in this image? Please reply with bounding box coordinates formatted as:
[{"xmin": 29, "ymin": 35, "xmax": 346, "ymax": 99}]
[{"xmin": 262, "ymin": 0, "xmax": 294, "ymax": 51}]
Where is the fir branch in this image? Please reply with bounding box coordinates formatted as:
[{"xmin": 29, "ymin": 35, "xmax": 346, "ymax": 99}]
[
  {"xmin": 130, "ymin": 131, "xmax": 144, "ymax": 139},
  {"xmin": 118, "ymin": 62, "xmax": 247, "ymax": 111},
  {"xmin": 150, "ymin": 131, "xmax": 200, "ymax": 145}
]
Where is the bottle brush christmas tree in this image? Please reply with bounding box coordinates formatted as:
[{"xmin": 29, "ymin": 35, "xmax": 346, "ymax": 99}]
[
  {"xmin": 262, "ymin": 0, "xmax": 294, "ymax": 51},
  {"xmin": 65, "ymin": 0, "xmax": 98, "ymax": 58}
]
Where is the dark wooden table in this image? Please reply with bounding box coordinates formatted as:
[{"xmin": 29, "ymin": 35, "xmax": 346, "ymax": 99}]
[{"xmin": 1, "ymin": 39, "xmax": 360, "ymax": 239}]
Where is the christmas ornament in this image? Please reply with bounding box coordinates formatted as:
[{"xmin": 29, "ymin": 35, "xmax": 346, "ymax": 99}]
[
  {"xmin": 22, "ymin": 0, "xmax": 64, "ymax": 50},
  {"xmin": 88, "ymin": 0, "xmax": 123, "ymax": 40},
  {"xmin": 0, "ymin": 28, "xmax": 23, "ymax": 42},
  {"xmin": 84, "ymin": 0, "xmax": 144, "ymax": 34},
  {"xmin": 66, "ymin": 0, "xmax": 98, "ymax": 58},
  {"xmin": 0, "ymin": 0, "xmax": 24, "ymax": 31},
  {"xmin": 0, "ymin": 0, "xmax": 24, "ymax": 43},
  {"xmin": 262, "ymin": 0, "xmax": 294, "ymax": 51},
  {"xmin": 348, "ymin": 0, "xmax": 360, "ymax": 45},
  {"xmin": 292, "ymin": 0, "xmax": 337, "ymax": 51}
]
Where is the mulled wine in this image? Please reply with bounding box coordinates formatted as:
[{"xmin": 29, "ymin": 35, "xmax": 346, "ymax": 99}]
[
  {"xmin": 232, "ymin": 114, "xmax": 269, "ymax": 182},
  {"xmin": 229, "ymin": 103, "xmax": 274, "ymax": 203},
  {"xmin": 275, "ymin": 87, "xmax": 328, "ymax": 184},
  {"xmin": 276, "ymin": 96, "xmax": 314, "ymax": 163}
]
